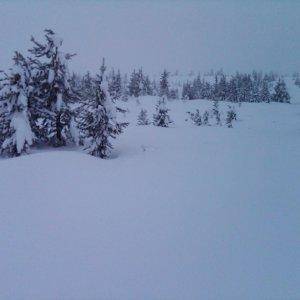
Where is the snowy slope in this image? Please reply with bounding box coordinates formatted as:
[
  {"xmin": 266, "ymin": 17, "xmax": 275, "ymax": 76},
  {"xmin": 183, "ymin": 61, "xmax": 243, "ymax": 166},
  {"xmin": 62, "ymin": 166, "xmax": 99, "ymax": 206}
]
[{"xmin": 1, "ymin": 93, "xmax": 300, "ymax": 299}]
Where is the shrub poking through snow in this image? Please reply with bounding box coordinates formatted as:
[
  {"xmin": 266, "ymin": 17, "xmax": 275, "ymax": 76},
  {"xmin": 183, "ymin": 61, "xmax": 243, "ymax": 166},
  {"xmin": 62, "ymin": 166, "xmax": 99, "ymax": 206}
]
[
  {"xmin": 187, "ymin": 109, "xmax": 202, "ymax": 126},
  {"xmin": 202, "ymin": 111, "xmax": 210, "ymax": 126},
  {"xmin": 231, "ymin": 105, "xmax": 237, "ymax": 121},
  {"xmin": 153, "ymin": 97, "xmax": 172, "ymax": 127},
  {"xmin": 137, "ymin": 109, "xmax": 150, "ymax": 125},
  {"xmin": 226, "ymin": 106, "xmax": 236, "ymax": 128},
  {"xmin": 212, "ymin": 100, "xmax": 221, "ymax": 126}
]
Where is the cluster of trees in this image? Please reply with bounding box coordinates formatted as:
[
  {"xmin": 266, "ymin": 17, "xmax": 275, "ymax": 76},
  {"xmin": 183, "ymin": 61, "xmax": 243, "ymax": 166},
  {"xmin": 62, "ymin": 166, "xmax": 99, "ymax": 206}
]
[
  {"xmin": 187, "ymin": 101, "xmax": 237, "ymax": 128},
  {"xmin": 137, "ymin": 97, "xmax": 173, "ymax": 127},
  {"xmin": 182, "ymin": 71, "xmax": 291, "ymax": 103},
  {"xmin": 137, "ymin": 99, "xmax": 237, "ymax": 129},
  {"xmin": 70, "ymin": 68, "xmax": 180, "ymax": 103},
  {"xmin": 104, "ymin": 68, "xmax": 179, "ymax": 100},
  {"xmin": 0, "ymin": 29, "xmax": 127, "ymax": 158}
]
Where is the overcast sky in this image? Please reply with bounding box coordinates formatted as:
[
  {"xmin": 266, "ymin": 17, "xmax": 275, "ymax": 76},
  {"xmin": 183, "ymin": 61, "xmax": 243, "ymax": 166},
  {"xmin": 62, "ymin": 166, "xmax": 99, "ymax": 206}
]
[{"xmin": 0, "ymin": 0, "xmax": 299, "ymax": 75}]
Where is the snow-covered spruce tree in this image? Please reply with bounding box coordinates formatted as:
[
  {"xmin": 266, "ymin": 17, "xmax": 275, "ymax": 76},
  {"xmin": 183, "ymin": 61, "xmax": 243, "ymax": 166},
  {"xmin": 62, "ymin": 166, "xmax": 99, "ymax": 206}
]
[
  {"xmin": 202, "ymin": 111, "xmax": 210, "ymax": 126},
  {"xmin": 153, "ymin": 97, "xmax": 172, "ymax": 127},
  {"xmin": 169, "ymin": 88, "xmax": 179, "ymax": 100},
  {"xmin": 188, "ymin": 109, "xmax": 202, "ymax": 126},
  {"xmin": 77, "ymin": 64, "xmax": 128, "ymax": 158},
  {"xmin": 212, "ymin": 100, "xmax": 221, "ymax": 126},
  {"xmin": 192, "ymin": 75, "xmax": 202, "ymax": 99},
  {"xmin": 159, "ymin": 70, "xmax": 170, "ymax": 99},
  {"xmin": 137, "ymin": 109, "xmax": 150, "ymax": 125},
  {"xmin": 260, "ymin": 78, "xmax": 271, "ymax": 103},
  {"xmin": 227, "ymin": 77, "xmax": 238, "ymax": 102},
  {"xmin": 108, "ymin": 69, "xmax": 122, "ymax": 101},
  {"xmin": 151, "ymin": 79, "xmax": 159, "ymax": 96},
  {"xmin": 181, "ymin": 82, "xmax": 194, "ymax": 100},
  {"xmin": 128, "ymin": 69, "xmax": 141, "ymax": 98},
  {"xmin": 272, "ymin": 78, "xmax": 290, "ymax": 103},
  {"xmin": 28, "ymin": 29, "xmax": 76, "ymax": 147},
  {"xmin": 226, "ymin": 106, "xmax": 236, "ymax": 128},
  {"xmin": 295, "ymin": 76, "xmax": 300, "ymax": 87},
  {"xmin": 0, "ymin": 52, "xmax": 34, "ymax": 157},
  {"xmin": 141, "ymin": 75, "xmax": 153, "ymax": 96},
  {"xmin": 213, "ymin": 74, "xmax": 227, "ymax": 101},
  {"xmin": 121, "ymin": 73, "xmax": 129, "ymax": 101}
]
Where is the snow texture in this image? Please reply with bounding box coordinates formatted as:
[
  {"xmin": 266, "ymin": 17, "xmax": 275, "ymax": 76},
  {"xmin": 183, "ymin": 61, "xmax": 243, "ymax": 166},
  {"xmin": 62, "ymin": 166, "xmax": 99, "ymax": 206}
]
[{"xmin": 0, "ymin": 86, "xmax": 300, "ymax": 299}]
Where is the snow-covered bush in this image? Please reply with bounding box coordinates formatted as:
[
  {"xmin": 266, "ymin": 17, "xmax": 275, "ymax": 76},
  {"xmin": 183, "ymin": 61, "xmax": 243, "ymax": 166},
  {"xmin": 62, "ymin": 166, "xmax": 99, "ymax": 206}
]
[
  {"xmin": 202, "ymin": 111, "xmax": 210, "ymax": 126},
  {"xmin": 226, "ymin": 106, "xmax": 236, "ymax": 128},
  {"xmin": 187, "ymin": 109, "xmax": 202, "ymax": 126}
]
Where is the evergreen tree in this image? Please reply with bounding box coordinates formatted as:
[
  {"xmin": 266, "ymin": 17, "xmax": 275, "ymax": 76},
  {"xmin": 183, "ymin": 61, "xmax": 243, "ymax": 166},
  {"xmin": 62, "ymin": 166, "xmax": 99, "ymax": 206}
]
[
  {"xmin": 108, "ymin": 69, "xmax": 122, "ymax": 101},
  {"xmin": 192, "ymin": 75, "xmax": 202, "ymax": 99},
  {"xmin": 151, "ymin": 79, "xmax": 159, "ymax": 96},
  {"xmin": 188, "ymin": 109, "xmax": 202, "ymax": 126},
  {"xmin": 128, "ymin": 69, "xmax": 141, "ymax": 98},
  {"xmin": 137, "ymin": 109, "xmax": 150, "ymax": 125},
  {"xmin": 182, "ymin": 82, "xmax": 194, "ymax": 100},
  {"xmin": 28, "ymin": 29, "xmax": 75, "ymax": 147},
  {"xmin": 272, "ymin": 78, "xmax": 290, "ymax": 103},
  {"xmin": 212, "ymin": 100, "xmax": 221, "ymax": 125},
  {"xmin": 168, "ymin": 88, "xmax": 179, "ymax": 99},
  {"xmin": 141, "ymin": 75, "xmax": 153, "ymax": 96},
  {"xmin": 77, "ymin": 63, "xmax": 127, "ymax": 158},
  {"xmin": 260, "ymin": 78, "xmax": 271, "ymax": 103},
  {"xmin": 236, "ymin": 73, "xmax": 252, "ymax": 102},
  {"xmin": 121, "ymin": 73, "xmax": 129, "ymax": 101},
  {"xmin": 159, "ymin": 70, "xmax": 170, "ymax": 98},
  {"xmin": 227, "ymin": 77, "xmax": 238, "ymax": 102},
  {"xmin": 203, "ymin": 111, "xmax": 210, "ymax": 126},
  {"xmin": 0, "ymin": 52, "xmax": 34, "ymax": 157},
  {"xmin": 214, "ymin": 74, "xmax": 227, "ymax": 101},
  {"xmin": 153, "ymin": 97, "xmax": 172, "ymax": 127},
  {"xmin": 251, "ymin": 71, "xmax": 262, "ymax": 102},
  {"xmin": 226, "ymin": 106, "xmax": 236, "ymax": 128},
  {"xmin": 202, "ymin": 81, "xmax": 213, "ymax": 99}
]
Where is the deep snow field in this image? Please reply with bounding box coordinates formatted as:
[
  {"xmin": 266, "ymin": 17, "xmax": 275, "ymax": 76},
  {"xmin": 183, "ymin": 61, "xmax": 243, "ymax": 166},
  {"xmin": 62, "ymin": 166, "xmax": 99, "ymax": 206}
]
[{"xmin": 1, "ymin": 86, "xmax": 300, "ymax": 299}]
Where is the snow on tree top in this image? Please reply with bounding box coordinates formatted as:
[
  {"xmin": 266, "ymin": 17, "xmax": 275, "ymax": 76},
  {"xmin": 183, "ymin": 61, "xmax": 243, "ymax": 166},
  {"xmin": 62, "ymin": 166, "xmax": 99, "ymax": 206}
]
[{"xmin": 50, "ymin": 32, "xmax": 63, "ymax": 48}]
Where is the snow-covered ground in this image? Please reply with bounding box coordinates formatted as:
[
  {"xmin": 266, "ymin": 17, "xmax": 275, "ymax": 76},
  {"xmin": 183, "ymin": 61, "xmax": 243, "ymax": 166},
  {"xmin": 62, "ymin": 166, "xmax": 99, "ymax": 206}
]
[{"xmin": 1, "ymin": 88, "xmax": 300, "ymax": 299}]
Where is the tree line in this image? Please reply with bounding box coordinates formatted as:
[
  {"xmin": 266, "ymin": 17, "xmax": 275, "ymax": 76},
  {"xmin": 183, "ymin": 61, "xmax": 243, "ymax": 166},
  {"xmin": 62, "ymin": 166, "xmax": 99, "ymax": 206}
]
[{"xmin": 181, "ymin": 72, "xmax": 290, "ymax": 103}]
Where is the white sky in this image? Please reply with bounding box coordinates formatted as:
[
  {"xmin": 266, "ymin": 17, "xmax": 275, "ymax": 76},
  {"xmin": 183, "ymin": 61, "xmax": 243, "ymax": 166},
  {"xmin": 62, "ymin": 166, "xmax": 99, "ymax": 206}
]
[{"xmin": 0, "ymin": 0, "xmax": 299, "ymax": 75}]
